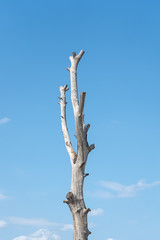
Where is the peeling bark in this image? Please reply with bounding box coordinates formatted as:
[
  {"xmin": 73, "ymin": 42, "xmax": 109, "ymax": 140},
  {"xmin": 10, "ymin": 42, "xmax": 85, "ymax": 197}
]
[{"xmin": 59, "ymin": 50, "xmax": 95, "ymax": 240}]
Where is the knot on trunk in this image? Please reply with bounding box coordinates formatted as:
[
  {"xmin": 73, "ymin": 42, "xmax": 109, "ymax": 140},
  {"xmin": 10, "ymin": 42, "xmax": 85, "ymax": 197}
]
[{"xmin": 66, "ymin": 191, "xmax": 74, "ymax": 203}]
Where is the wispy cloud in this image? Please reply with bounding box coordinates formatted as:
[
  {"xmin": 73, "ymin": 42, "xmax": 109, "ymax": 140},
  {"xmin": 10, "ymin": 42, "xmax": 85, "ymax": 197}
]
[
  {"xmin": 61, "ymin": 224, "xmax": 73, "ymax": 231},
  {"xmin": 89, "ymin": 223, "xmax": 96, "ymax": 229},
  {"xmin": 7, "ymin": 217, "xmax": 59, "ymax": 227},
  {"xmin": 87, "ymin": 190, "xmax": 113, "ymax": 199},
  {"xmin": 99, "ymin": 180, "xmax": 160, "ymax": 198},
  {"xmin": 107, "ymin": 238, "xmax": 115, "ymax": 240},
  {"xmin": 59, "ymin": 221, "xmax": 97, "ymax": 232},
  {"xmin": 0, "ymin": 220, "xmax": 7, "ymax": 228},
  {"xmin": 0, "ymin": 193, "xmax": 8, "ymax": 200},
  {"xmin": 0, "ymin": 117, "xmax": 10, "ymax": 125},
  {"xmin": 60, "ymin": 222, "xmax": 96, "ymax": 231},
  {"xmin": 12, "ymin": 229, "xmax": 61, "ymax": 240},
  {"xmin": 89, "ymin": 208, "xmax": 104, "ymax": 216}
]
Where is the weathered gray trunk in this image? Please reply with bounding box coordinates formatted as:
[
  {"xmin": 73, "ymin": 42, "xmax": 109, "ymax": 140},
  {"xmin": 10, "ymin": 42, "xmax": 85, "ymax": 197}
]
[{"xmin": 59, "ymin": 50, "xmax": 95, "ymax": 240}]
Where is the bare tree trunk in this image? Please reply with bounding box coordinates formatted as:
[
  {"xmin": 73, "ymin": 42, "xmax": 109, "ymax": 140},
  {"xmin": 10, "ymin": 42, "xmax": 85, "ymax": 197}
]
[{"xmin": 59, "ymin": 50, "xmax": 95, "ymax": 240}]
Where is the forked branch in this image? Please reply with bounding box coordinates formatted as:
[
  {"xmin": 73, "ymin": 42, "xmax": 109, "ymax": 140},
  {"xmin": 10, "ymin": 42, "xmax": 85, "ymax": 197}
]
[{"xmin": 69, "ymin": 50, "xmax": 85, "ymax": 115}]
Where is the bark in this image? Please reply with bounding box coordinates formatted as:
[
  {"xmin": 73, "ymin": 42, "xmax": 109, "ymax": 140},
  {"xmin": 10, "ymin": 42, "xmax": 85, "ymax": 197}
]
[{"xmin": 59, "ymin": 50, "xmax": 95, "ymax": 240}]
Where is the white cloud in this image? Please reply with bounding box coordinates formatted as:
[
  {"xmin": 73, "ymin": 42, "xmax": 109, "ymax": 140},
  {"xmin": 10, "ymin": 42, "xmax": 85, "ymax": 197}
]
[
  {"xmin": 0, "ymin": 220, "xmax": 7, "ymax": 228},
  {"xmin": 0, "ymin": 117, "xmax": 10, "ymax": 125},
  {"xmin": 107, "ymin": 238, "xmax": 115, "ymax": 240},
  {"xmin": 89, "ymin": 208, "xmax": 104, "ymax": 216},
  {"xmin": 8, "ymin": 217, "xmax": 59, "ymax": 227},
  {"xmin": 12, "ymin": 229, "xmax": 61, "ymax": 240},
  {"xmin": 99, "ymin": 180, "xmax": 160, "ymax": 198},
  {"xmin": 61, "ymin": 224, "xmax": 73, "ymax": 231},
  {"xmin": 0, "ymin": 193, "xmax": 8, "ymax": 200}
]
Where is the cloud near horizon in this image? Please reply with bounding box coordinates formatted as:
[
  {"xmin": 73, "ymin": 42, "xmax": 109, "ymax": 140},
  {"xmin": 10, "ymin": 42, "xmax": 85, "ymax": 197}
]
[
  {"xmin": 0, "ymin": 220, "xmax": 7, "ymax": 228},
  {"xmin": 12, "ymin": 229, "xmax": 61, "ymax": 240},
  {"xmin": 7, "ymin": 217, "xmax": 76, "ymax": 232},
  {"xmin": 7, "ymin": 217, "xmax": 59, "ymax": 227},
  {"xmin": 0, "ymin": 117, "xmax": 10, "ymax": 125}
]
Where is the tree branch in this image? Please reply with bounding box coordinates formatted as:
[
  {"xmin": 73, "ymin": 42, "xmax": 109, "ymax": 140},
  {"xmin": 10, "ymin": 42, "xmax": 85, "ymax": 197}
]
[
  {"xmin": 59, "ymin": 85, "xmax": 76, "ymax": 163},
  {"xmin": 84, "ymin": 124, "xmax": 90, "ymax": 134},
  {"xmin": 84, "ymin": 208, "xmax": 91, "ymax": 214},
  {"xmin": 68, "ymin": 50, "xmax": 86, "ymax": 153},
  {"xmin": 68, "ymin": 50, "xmax": 85, "ymax": 115},
  {"xmin": 76, "ymin": 50, "xmax": 85, "ymax": 64},
  {"xmin": 84, "ymin": 173, "xmax": 89, "ymax": 178},
  {"xmin": 88, "ymin": 144, "xmax": 95, "ymax": 153},
  {"xmin": 79, "ymin": 92, "xmax": 86, "ymax": 117}
]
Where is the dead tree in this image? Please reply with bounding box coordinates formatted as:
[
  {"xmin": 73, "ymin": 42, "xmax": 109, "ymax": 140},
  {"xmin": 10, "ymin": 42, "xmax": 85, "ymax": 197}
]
[{"xmin": 59, "ymin": 50, "xmax": 95, "ymax": 240}]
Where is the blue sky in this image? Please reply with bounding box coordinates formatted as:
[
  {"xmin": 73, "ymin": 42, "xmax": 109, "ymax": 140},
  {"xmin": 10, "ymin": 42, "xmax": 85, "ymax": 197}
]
[{"xmin": 0, "ymin": 0, "xmax": 160, "ymax": 240}]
